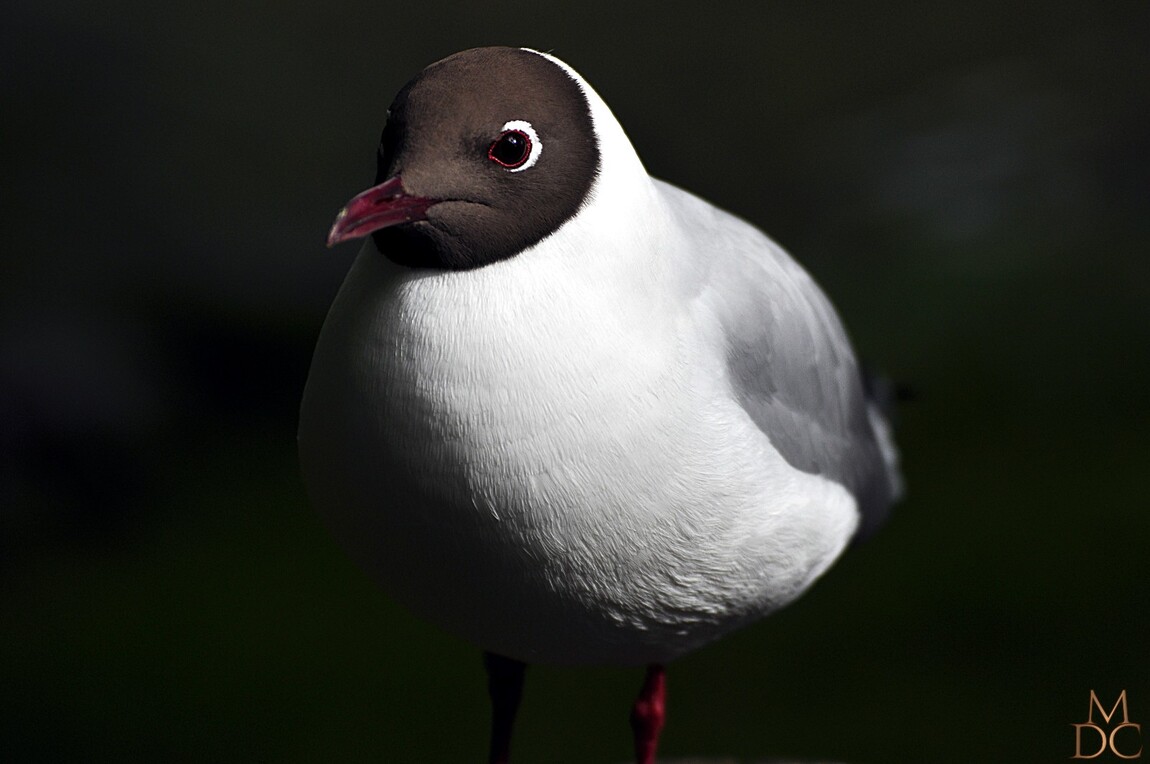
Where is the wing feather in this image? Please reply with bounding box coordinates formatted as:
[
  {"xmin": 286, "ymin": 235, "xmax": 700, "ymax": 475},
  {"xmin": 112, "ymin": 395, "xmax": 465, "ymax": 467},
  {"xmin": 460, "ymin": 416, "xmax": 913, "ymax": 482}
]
[{"xmin": 659, "ymin": 180, "xmax": 900, "ymax": 538}]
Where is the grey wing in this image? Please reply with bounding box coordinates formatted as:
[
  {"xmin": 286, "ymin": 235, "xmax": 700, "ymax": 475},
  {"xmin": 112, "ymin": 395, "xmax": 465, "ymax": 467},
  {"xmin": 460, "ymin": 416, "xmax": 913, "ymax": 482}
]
[{"xmin": 669, "ymin": 183, "xmax": 902, "ymax": 539}]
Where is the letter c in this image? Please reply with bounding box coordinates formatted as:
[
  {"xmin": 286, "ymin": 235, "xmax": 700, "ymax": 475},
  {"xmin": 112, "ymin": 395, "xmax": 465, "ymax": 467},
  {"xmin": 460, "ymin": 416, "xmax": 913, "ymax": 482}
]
[{"xmin": 1110, "ymin": 722, "xmax": 1143, "ymax": 760}]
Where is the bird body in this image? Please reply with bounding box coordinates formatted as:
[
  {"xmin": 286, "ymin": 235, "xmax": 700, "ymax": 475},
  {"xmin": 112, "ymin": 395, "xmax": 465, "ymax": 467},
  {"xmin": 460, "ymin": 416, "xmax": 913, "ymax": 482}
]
[{"xmin": 299, "ymin": 46, "xmax": 900, "ymax": 760}]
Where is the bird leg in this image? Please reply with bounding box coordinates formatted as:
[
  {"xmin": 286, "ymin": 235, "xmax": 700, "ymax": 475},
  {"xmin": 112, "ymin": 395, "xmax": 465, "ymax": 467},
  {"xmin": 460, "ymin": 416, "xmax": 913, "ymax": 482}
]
[
  {"xmin": 484, "ymin": 651, "xmax": 527, "ymax": 764},
  {"xmin": 630, "ymin": 663, "xmax": 667, "ymax": 764}
]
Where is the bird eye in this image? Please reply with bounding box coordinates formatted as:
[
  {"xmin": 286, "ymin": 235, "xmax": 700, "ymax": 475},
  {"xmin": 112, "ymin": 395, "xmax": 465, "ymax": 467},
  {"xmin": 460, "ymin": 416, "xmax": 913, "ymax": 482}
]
[
  {"xmin": 489, "ymin": 131, "xmax": 530, "ymax": 167},
  {"xmin": 487, "ymin": 120, "xmax": 541, "ymax": 172}
]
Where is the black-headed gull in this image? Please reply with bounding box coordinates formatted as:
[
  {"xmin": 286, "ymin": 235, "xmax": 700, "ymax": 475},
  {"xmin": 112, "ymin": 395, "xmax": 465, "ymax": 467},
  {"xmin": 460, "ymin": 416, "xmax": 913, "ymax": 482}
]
[{"xmin": 300, "ymin": 46, "xmax": 902, "ymax": 764}]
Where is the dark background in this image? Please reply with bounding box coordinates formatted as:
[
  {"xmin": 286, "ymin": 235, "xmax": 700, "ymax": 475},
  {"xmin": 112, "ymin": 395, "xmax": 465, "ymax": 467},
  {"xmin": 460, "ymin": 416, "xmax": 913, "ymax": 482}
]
[{"xmin": 2, "ymin": 2, "xmax": 1147, "ymax": 762}]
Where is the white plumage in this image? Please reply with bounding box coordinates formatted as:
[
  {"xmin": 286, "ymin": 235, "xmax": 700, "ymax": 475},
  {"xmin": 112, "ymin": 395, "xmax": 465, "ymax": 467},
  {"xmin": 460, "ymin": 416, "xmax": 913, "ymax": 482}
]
[{"xmin": 299, "ymin": 51, "xmax": 898, "ymax": 668}]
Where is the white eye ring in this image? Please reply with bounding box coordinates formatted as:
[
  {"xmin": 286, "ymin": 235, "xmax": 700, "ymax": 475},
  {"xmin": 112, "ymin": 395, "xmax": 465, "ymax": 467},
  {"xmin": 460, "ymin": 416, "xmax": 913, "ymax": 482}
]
[{"xmin": 499, "ymin": 120, "xmax": 542, "ymax": 172}]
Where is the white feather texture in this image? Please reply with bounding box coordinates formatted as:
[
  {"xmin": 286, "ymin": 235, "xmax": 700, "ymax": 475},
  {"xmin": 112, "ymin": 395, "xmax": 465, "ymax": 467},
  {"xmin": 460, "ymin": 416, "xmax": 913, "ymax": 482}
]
[{"xmin": 299, "ymin": 51, "xmax": 863, "ymax": 665}]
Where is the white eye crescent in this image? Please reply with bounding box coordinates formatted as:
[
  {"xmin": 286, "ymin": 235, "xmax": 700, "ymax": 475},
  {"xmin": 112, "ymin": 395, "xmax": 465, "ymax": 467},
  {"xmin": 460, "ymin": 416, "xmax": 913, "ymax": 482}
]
[{"xmin": 488, "ymin": 119, "xmax": 542, "ymax": 172}]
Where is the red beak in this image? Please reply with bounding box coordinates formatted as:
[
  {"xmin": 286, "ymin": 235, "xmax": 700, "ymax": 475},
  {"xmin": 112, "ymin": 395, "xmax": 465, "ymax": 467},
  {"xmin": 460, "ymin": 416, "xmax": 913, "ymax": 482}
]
[{"xmin": 326, "ymin": 175, "xmax": 436, "ymax": 247}]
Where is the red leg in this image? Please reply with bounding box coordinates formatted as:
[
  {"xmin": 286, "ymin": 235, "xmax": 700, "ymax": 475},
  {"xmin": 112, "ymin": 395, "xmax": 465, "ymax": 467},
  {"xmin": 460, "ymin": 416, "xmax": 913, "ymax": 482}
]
[
  {"xmin": 484, "ymin": 652, "xmax": 527, "ymax": 764},
  {"xmin": 630, "ymin": 664, "xmax": 667, "ymax": 764}
]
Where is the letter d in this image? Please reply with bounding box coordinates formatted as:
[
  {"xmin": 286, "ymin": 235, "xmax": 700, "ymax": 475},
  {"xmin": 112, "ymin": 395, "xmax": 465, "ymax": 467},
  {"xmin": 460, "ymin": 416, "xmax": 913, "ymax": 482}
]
[{"xmin": 1072, "ymin": 723, "xmax": 1108, "ymax": 759}]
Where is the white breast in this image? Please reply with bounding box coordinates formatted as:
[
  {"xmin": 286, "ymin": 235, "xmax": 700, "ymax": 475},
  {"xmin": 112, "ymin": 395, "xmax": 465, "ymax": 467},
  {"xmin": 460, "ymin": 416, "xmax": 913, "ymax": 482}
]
[{"xmin": 299, "ymin": 214, "xmax": 857, "ymax": 665}]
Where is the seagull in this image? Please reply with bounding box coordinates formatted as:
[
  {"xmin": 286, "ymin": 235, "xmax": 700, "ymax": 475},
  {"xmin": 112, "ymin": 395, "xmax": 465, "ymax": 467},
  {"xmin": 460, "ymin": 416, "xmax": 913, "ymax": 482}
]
[{"xmin": 299, "ymin": 46, "xmax": 902, "ymax": 764}]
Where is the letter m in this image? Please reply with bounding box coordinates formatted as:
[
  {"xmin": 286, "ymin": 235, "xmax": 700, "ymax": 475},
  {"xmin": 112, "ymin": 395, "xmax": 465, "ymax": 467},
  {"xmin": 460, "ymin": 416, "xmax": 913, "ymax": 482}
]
[{"xmin": 1087, "ymin": 690, "xmax": 1132, "ymax": 726}]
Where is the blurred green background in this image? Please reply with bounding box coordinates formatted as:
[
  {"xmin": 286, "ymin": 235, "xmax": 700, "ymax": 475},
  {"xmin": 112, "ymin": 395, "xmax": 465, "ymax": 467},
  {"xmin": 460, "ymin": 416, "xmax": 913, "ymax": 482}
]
[{"xmin": 2, "ymin": 1, "xmax": 1147, "ymax": 762}]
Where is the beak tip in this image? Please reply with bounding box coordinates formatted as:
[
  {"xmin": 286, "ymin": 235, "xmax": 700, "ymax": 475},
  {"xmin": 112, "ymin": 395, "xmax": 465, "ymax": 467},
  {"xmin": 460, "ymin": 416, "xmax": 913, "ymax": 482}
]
[{"xmin": 325, "ymin": 207, "xmax": 350, "ymax": 248}]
